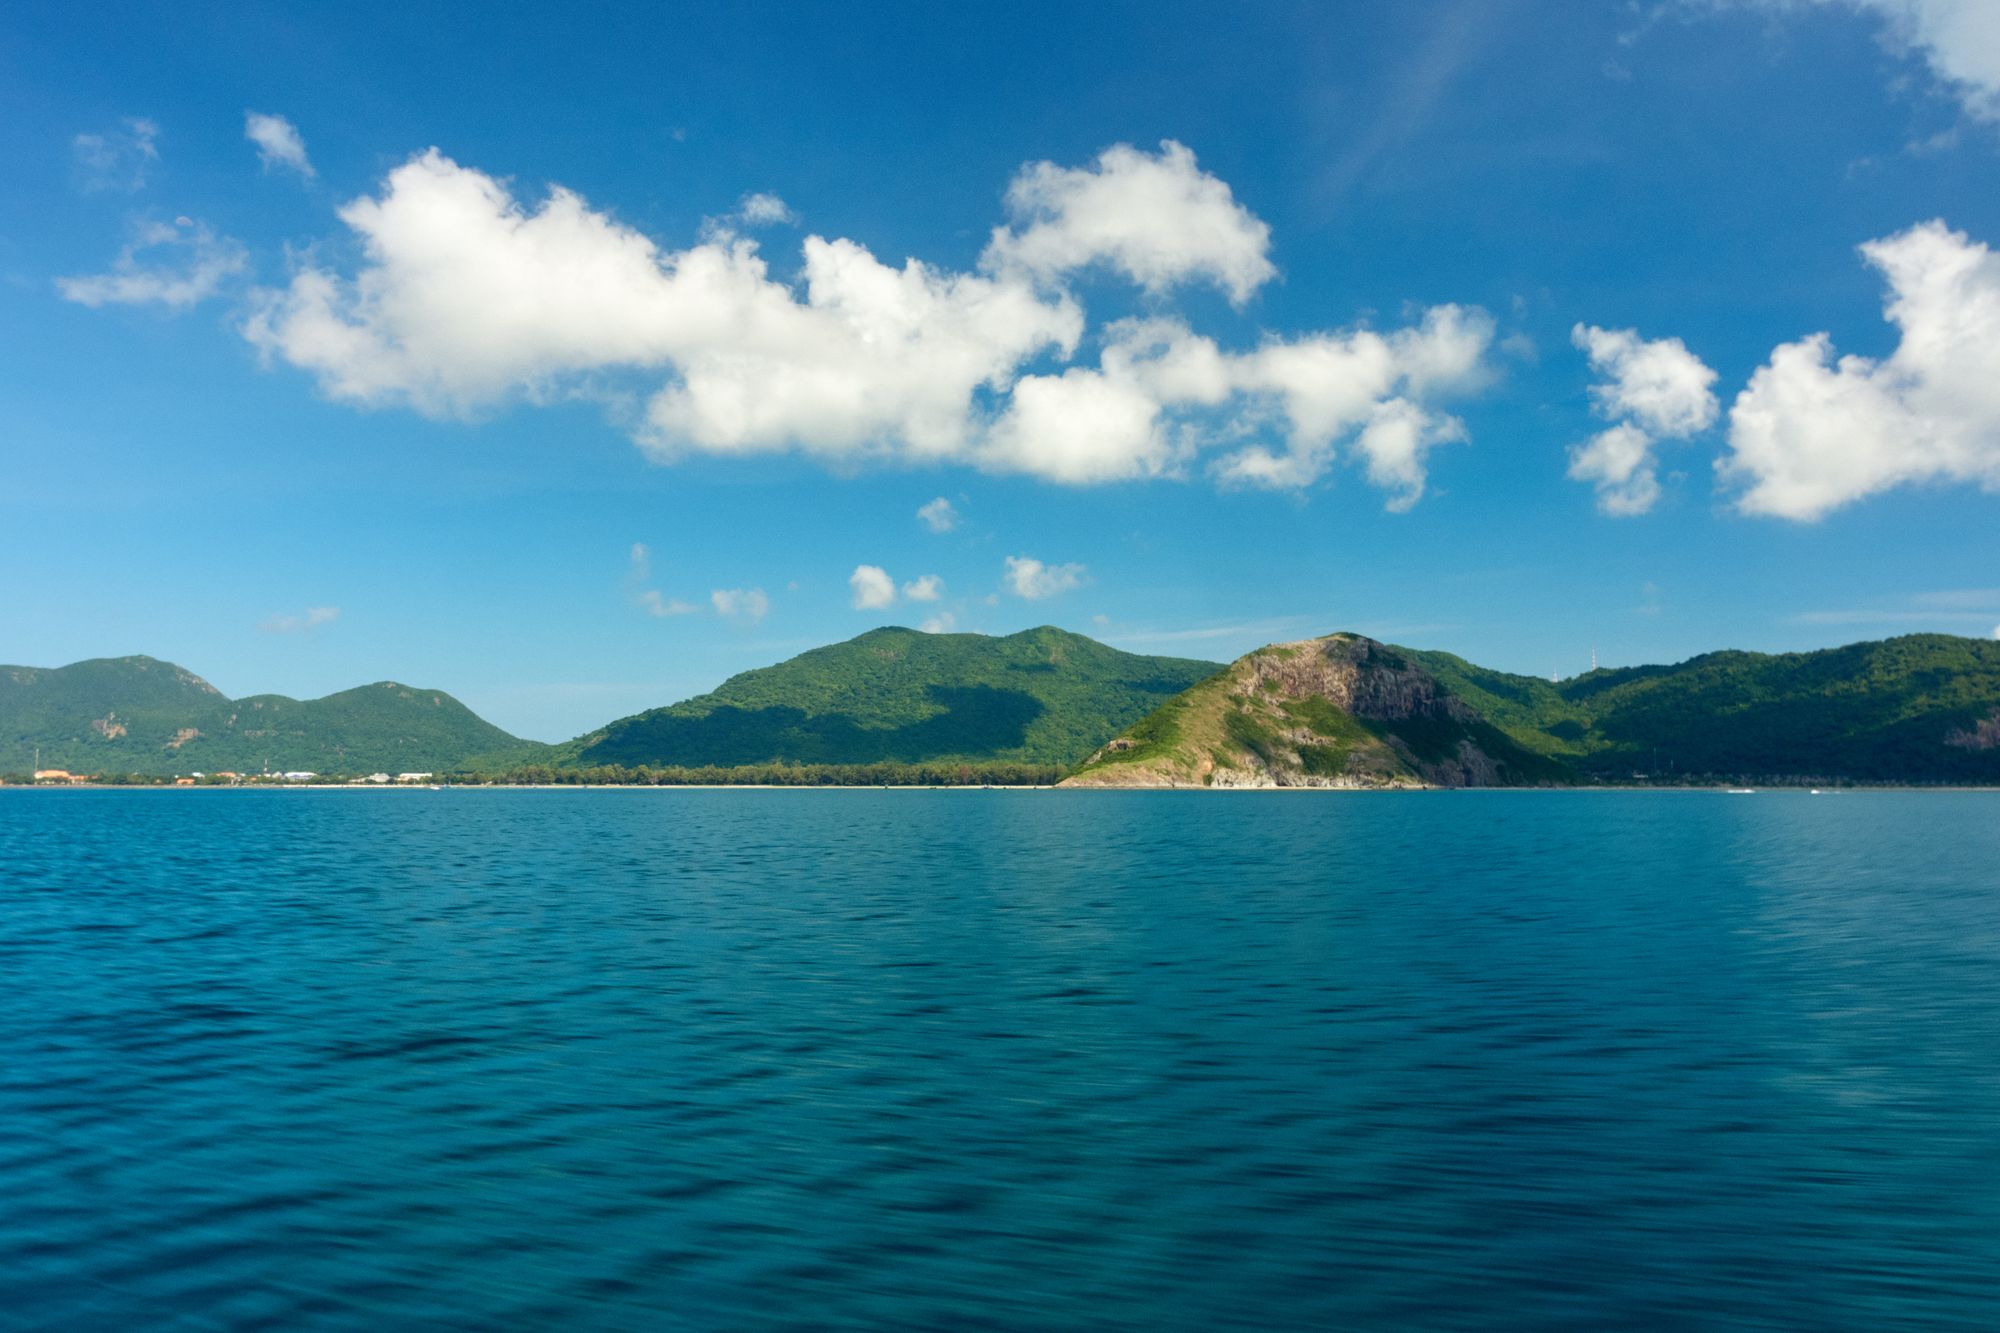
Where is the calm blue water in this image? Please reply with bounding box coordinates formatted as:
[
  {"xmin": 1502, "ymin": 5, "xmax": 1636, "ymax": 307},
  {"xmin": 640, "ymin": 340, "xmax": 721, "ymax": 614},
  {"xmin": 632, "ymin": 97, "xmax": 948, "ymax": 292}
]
[{"xmin": 3, "ymin": 790, "xmax": 1998, "ymax": 1330}]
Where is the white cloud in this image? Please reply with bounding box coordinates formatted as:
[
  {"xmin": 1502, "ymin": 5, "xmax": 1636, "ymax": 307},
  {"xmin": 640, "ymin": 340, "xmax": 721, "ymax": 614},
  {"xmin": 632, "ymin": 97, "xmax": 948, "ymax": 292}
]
[
  {"xmin": 711, "ymin": 587, "xmax": 770, "ymax": 622},
  {"xmin": 627, "ymin": 542, "xmax": 696, "ymax": 616},
  {"xmin": 227, "ymin": 143, "xmax": 1495, "ymax": 503},
  {"xmin": 987, "ymin": 309, "xmax": 1494, "ymax": 501},
  {"xmin": 73, "ymin": 118, "xmax": 159, "ymax": 192},
  {"xmin": 849, "ymin": 564, "xmax": 896, "ymax": 610},
  {"xmin": 1569, "ymin": 423, "xmax": 1662, "ymax": 516},
  {"xmin": 983, "ymin": 141, "xmax": 1275, "ymax": 304},
  {"xmin": 57, "ymin": 218, "xmax": 247, "ymax": 309},
  {"xmin": 1576, "ymin": 324, "xmax": 1719, "ymax": 437},
  {"xmin": 736, "ymin": 192, "xmax": 795, "ymax": 226},
  {"xmin": 637, "ymin": 590, "xmax": 698, "ymax": 617},
  {"xmin": 259, "ymin": 606, "xmax": 339, "ymax": 634},
  {"xmin": 246, "ymin": 112, "xmax": 314, "ymax": 178},
  {"xmin": 1728, "ymin": 1, "xmax": 2000, "ymax": 124},
  {"xmin": 902, "ymin": 574, "xmax": 944, "ymax": 601},
  {"xmin": 1720, "ymin": 220, "xmax": 2000, "ymax": 519},
  {"xmin": 916, "ymin": 496, "xmax": 959, "ymax": 532},
  {"xmin": 1567, "ymin": 323, "xmax": 1718, "ymax": 515},
  {"xmin": 1003, "ymin": 555, "xmax": 1085, "ymax": 600},
  {"xmin": 1351, "ymin": 399, "xmax": 1469, "ymax": 512},
  {"xmin": 919, "ymin": 612, "xmax": 957, "ymax": 634}
]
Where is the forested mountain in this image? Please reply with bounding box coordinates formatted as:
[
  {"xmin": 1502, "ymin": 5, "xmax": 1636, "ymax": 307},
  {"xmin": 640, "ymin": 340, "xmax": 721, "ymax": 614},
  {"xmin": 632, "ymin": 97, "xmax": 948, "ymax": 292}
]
[
  {"xmin": 1404, "ymin": 633, "xmax": 2000, "ymax": 783},
  {"xmin": 1, "ymin": 656, "xmax": 548, "ymax": 776},
  {"xmin": 565, "ymin": 626, "xmax": 1220, "ymax": 769}
]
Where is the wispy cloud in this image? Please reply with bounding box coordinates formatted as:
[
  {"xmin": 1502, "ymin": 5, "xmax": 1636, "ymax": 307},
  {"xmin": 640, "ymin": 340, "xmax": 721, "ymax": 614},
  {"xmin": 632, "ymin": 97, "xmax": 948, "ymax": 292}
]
[
  {"xmin": 73, "ymin": 117, "xmax": 159, "ymax": 193},
  {"xmin": 711, "ymin": 587, "xmax": 770, "ymax": 623},
  {"xmin": 245, "ymin": 112, "xmax": 314, "ymax": 178},
  {"xmin": 1788, "ymin": 587, "xmax": 2000, "ymax": 628},
  {"xmin": 259, "ymin": 605, "xmax": 339, "ymax": 634},
  {"xmin": 917, "ymin": 496, "xmax": 959, "ymax": 533},
  {"xmin": 57, "ymin": 218, "xmax": 246, "ymax": 309},
  {"xmin": 627, "ymin": 542, "xmax": 696, "ymax": 616}
]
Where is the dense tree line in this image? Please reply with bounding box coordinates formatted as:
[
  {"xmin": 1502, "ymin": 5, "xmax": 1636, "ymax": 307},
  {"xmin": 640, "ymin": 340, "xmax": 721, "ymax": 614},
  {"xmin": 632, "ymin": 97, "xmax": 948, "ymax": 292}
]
[{"xmin": 439, "ymin": 761, "xmax": 1064, "ymax": 786}]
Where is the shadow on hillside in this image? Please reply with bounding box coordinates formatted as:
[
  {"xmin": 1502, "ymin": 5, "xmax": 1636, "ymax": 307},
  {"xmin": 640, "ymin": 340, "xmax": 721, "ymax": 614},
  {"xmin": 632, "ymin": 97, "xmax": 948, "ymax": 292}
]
[{"xmin": 581, "ymin": 685, "xmax": 1048, "ymax": 766}]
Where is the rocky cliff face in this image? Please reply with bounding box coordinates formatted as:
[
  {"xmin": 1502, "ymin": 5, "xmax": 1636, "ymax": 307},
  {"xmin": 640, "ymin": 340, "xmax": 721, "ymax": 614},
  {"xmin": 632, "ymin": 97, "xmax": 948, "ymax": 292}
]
[{"xmin": 1063, "ymin": 633, "xmax": 1566, "ymax": 789}]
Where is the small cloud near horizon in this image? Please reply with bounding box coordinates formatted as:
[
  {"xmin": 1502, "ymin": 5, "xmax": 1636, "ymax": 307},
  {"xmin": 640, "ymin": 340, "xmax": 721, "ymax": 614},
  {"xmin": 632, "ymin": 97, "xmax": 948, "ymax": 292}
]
[
  {"xmin": 1003, "ymin": 555, "xmax": 1085, "ymax": 600},
  {"xmin": 259, "ymin": 606, "xmax": 339, "ymax": 634}
]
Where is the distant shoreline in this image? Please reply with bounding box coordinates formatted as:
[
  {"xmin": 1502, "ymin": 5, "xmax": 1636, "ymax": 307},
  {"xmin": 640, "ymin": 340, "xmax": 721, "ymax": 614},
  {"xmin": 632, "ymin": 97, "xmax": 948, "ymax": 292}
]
[{"xmin": 7, "ymin": 783, "xmax": 2000, "ymax": 794}]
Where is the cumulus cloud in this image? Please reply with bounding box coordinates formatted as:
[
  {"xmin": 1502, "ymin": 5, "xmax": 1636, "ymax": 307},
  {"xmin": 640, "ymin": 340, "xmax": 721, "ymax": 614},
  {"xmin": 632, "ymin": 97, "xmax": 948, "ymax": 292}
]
[
  {"xmin": 849, "ymin": 564, "xmax": 896, "ymax": 610},
  {"xmin": 982, "ymin": 140, "xmax": 1275, "ymax": 304},
  {"xmin": 627, "ymin": 542, "xmax": 696, "ymax": 616},
  {"xmin": 1003, "ymin": 555, "xmax": 1085, "ymax": 600},
  {"xmin": 711, "ymin": 587, "xmax": 770, "ymax": 622},
  {"xmin": 73, "ymin": 118, "xmax": 159, "ymax": 192},
  {"xmin": 1569, "ymin": 424, "xmax": 1661, "ymax": 516},
  {"xmin": 1568, "ymin": 323, "xmax": 1718, "ymax": 515},
  {"xmin": 246, "ymin": 112, "xmax": 314, "ymax": 178},
  {"xmin": 902, "ymin": 574, "xmax": 944, "ymax": 601},
  {"xmin": 916, "ymin": 496, "xmax": 959, "ymax": 532},
  {"xmin": 57, "ymin": 218, "xmax": 247, "ymax": 309},
  {"xmin": 982, "ymin": 308, "xmax": 1493, "ymax": 499},
  {"xmin": 919, "ymin": 612, "xmax": 957, "ymax": 634},
  {"xmin": 1719, "ymin": 220, "xmax": 2000, "ymax": 519},
  {"xmin": 259, "ymin": 606, "xmax": 339, "ymax": 634},
  {"xmin": 225, "ymin": 142, "xmax": 1496, "ymax": 504}
]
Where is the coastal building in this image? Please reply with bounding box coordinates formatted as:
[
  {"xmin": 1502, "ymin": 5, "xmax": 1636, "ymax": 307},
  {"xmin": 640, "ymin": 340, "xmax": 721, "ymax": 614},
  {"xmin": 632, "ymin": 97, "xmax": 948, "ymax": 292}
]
[
  {"xmin": 33, "ymin": 769, "xmax": 86, "ymax": 784},
  {"xmin": 395, "ymin": 772, "xmax": 434, "ymax": 783},
  {"xmin": 363, "ymin": 773, "xmax": 391, "ymax": 783},
  {"xmin": 281, "ymin": 771, "xmax": 317, "ymax": 782}
]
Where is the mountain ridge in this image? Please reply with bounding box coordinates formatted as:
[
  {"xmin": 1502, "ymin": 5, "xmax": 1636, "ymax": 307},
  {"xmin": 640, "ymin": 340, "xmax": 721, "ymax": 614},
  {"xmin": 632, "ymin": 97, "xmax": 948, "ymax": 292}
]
[
  {"xmin": 563, "ymin": 624, "xmax": 1221, "ymax": 770},
  {"xmin": 1, "ymin": 655, "xmax": 548, "ymax": 776}
]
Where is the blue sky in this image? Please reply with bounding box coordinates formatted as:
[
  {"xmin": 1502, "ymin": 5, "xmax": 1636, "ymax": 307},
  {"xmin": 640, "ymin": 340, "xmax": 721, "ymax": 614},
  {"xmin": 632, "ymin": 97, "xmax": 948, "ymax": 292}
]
[{"xmin": 6, "ymin": 0, "xmax": 2000, "ymax": 740}]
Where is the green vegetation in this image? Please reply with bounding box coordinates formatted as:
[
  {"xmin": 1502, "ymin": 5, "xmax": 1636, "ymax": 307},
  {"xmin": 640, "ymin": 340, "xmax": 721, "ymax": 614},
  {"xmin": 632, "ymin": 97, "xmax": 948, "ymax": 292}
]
[
  {"xmin": 439, "ymin": 761, "xmax": 1061, "ymax": 786},
  {"xmin": 0, "ymin": 657, "xmax": 549, "ymax": 777},
  {"xmin": 1069, "ymin": 633, "xmax": 1587, "ymax": 788},
  {"xmin": 565, "ymin": 626, "xmax": 1217, "ymax": 770},
  {"xmin": 9, "ymin": 630, "xmax": 1996, "ymax": 788},
  {"xmin": 1406, "ymin": 633, "xmax": 2000, "ymax": 783}
]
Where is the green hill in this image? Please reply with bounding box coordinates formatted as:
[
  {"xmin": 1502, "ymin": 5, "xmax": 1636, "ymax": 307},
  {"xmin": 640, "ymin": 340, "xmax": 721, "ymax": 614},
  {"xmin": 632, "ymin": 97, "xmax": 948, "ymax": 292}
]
[
  {"xmin": 1065, "ymin": 633, "xmax": 1567, "ymax": 788},
  {"xmin": 1404, "ymin": 633, "xmax": 2000, "ymax": 783},
  {"xmin": 0, "ymin": 656, "xmax": 548, "ymax": 776},
  {"xmin": 565, "ymin": 626, "xmax": 1219, "ymax": 769}
]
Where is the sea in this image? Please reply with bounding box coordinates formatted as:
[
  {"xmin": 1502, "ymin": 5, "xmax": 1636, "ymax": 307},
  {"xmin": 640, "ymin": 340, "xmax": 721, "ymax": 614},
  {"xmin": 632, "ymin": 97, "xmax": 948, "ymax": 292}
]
[{"xmin": 3, "ymin": 788, "xmax": 1997, "ymax": 1330}]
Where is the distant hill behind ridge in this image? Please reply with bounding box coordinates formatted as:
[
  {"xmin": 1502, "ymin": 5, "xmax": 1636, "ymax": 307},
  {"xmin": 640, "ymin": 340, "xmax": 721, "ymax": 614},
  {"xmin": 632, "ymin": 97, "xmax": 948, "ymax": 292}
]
[{"xmin": 1405, "ymin": 633, "xmax": 2000, "ymax": 783}]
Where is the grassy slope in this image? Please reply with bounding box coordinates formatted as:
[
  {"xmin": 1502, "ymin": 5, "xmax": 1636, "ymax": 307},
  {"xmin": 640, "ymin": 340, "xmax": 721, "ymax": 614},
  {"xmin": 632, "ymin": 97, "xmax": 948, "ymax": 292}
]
[
  {"xmin": 0, "ymin": 656, "xmax": 548, "ymax": 775},
  {"xmin": 1405, "ymin": 633, "xmax": 2000, "ymax": 782},
  {"xmin": 1066, "ymin": 635, "xmax": 1568, "ymax": 788},
  {"xmin": 566, "ymin": 626, "xmax": 1219, "ymax": 769}
]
